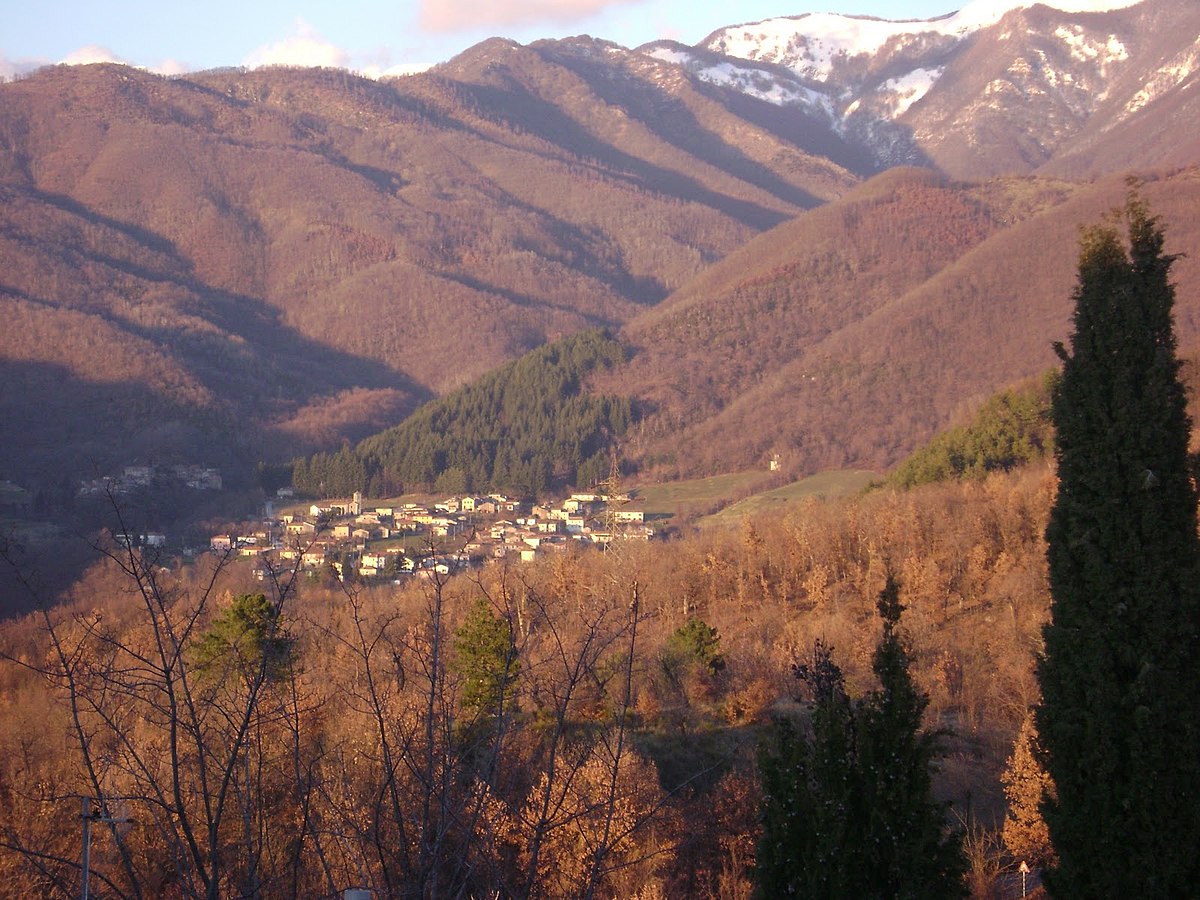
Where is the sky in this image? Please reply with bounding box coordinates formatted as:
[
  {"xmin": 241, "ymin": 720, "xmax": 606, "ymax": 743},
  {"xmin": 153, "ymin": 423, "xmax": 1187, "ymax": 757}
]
[{"xmin": 0, "ymin": 0, "xmax": 971, "ymax": 80}]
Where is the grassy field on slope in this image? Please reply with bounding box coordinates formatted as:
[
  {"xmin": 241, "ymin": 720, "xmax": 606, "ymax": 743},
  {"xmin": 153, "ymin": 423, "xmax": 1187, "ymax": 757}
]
[
  {"xmin": 629, "ymin": 469, "xmax": 878, "ymax": 528},
  {"xmin": 700, "ymin": 470, "xmax": 879, "ymax": 526}
]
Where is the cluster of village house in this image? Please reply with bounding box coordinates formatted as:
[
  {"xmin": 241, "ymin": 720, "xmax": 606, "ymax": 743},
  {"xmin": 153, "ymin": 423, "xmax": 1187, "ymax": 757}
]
[
  {"xmin": 2, "ymin": 467, "xmax": 226, "ymax": 550},
  {"xmin": 79, "ymin": 464, "xmax": 224, "ymax": 497},
  {"xmin": 211, "ymin": 490, "xmax": 653, "ymax": 582}
]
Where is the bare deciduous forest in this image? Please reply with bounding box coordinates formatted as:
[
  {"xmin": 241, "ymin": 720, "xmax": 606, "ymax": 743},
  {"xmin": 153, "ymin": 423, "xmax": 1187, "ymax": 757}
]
[{"xmin": 0, "ymin": 466, "xmax": 1054, "ymax": 897}]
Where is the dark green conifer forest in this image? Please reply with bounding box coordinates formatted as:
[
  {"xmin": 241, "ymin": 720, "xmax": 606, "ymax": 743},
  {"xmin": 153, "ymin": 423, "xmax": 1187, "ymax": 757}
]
[
  {"xmin": 291, "ymin": 329, "xmax": 632, "ymax": 498},
  {"xmin": 888, "ymin": 373, "xmax": 1057, "ymax": 489}
]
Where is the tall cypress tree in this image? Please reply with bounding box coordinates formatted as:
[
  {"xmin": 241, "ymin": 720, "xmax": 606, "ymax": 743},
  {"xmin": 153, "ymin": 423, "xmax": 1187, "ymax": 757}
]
[{"xmin": 1037, "ymin": 191, "xmax": 1200, "ymax": 896}]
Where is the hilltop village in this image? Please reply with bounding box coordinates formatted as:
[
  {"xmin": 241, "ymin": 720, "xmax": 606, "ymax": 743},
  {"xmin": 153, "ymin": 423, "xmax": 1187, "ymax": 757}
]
[
  {"xmin": 2, "ymin": 465, "xmax": 658, "ymax": 584},
  {"xmin": 215, "ymin": 489, "xmax": 654, "ymax": 583}
]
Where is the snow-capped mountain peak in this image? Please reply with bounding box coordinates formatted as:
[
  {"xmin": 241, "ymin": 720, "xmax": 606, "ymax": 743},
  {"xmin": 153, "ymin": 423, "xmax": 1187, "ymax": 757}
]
[
  {"xmin": 638, "ymin": 0, "xmax": 1194, "ymax": 176},
  {"xmin": 696, "ymin": 0, "xmax": 1142, "ymax": 83}
]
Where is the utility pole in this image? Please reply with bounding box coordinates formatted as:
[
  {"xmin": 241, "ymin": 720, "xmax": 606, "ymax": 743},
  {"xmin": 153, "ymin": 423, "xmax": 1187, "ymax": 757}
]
[
  {"xmin": 600, "ymin": 445, "xmax": 625, "ymax": 550},
  {"xmin": 81, "ymin": 797, "xmax": 131, "ymax": 900},
  {"xmin": 81, "ymin": 798, "xmax": 91, "ymax": 900}
]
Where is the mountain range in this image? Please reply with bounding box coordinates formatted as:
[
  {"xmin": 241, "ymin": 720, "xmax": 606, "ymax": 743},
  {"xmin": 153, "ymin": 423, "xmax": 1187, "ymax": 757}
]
[
  {"xmin": 658, "ymin": 0, "xmax": 1200, "ymax": 176},
  {"xmin": 1, "ymin": 0, "xmax": 1199, "ymax": 504}
]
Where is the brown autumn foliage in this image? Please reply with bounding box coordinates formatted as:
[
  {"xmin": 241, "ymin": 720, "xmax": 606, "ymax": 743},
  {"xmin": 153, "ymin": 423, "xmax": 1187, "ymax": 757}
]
[
  {"xmin": 1000, "ymin": 711, "xmax": 1055, "ymax": 869},
  {"xmin": 0, "ymin": 463, "xmax": 1055, "ymax": 896},
  {"xmin": 6, "ymin": 54, "xmax": 1200, "ymax": 512},
  {"xmin": 0, "ymin": 55, "xmax": 853, "ymax": 493},
  {"xmin": 5, "ymin": 49, "xmax": 1200, "ymax": 504},
  {"xmin": 603, "ymin": 167, "xmax": 1200, "ymax": 480}
]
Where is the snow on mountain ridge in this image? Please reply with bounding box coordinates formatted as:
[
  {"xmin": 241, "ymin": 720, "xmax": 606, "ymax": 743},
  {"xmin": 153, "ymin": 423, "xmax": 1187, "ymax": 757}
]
[
  {"xmin": 640, "ymin": 0, "xmax": 1175, "ymax": 174},
  {"xmin": 1123, "ymin": 44, "xmax": 1200, "ymax": 117},
  {"xmin": 645, "ymin": 45, "xmax": 835, "ymax": 112},
  {"xmin": 702, "ymin": 0, "xmax": 1142, "ymax": 83},
  {"xmin": 1053, "ymin": 25, "xmax": 1128, "ymax": 66},
  {"xmin": 882, "ymin": 67, "xmax": 944, "ymax": 117}
]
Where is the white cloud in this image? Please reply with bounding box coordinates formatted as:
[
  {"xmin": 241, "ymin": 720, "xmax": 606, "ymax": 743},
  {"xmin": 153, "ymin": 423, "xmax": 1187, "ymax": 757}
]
[
  {"xmin": 357, "ymin": 62, "xmax": 435, "ymax": 78},
  {"xmin": 152, "ymin": 58, "xmax": 193, "ymax": 77},
  {"xmin": 419, "ymin": 0, "xmax": 640, "ymax": 32},
  {"xmin": 60, "ymin": 45, "xmax": 128, "ymax": 67},
  {"xmin": 352, "ymin": 46, "xmax": 437, "ymax": 79},
  {"xmin": 243, "ymin": 19, "xmax": 350, "ymax": 70},
  {"xmin": 0, "ymin": 53, "xmax": 18, "ymax": 81},
  {"xmin": 242, "ymin": 21, "xmax": 436, "ymax": 78},
  {"xmin": 0, "ymin": 44, "xmax": 187, "ymax": 79}
]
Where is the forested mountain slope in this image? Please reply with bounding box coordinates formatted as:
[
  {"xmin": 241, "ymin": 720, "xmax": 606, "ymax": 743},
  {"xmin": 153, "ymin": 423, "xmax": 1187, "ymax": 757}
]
[
  {"xmin": 0, "ymin": 56, "xmax": 854, "ymax": 490},
  {"xmin": 602, "ymin": 167, "xmax": 1200, "ymax": 479},
  {"xmin": 293, "ymin": 329, "xmax": 631, "ymax": 498},
  {"xmin": 3, "ymin": 0, "xmax": 1199, "ymax": 497}
]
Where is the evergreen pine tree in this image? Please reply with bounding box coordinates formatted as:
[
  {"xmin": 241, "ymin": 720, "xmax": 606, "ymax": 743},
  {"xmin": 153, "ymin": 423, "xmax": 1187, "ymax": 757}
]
[
  {"xmin": 758, "ymin": 641, "xmax": 864, "ymax": 897},
  {"xmin": 194, "ymin": 592, "xmax": 295, "ymax": 685},
  {"xmin": 451, "ymin": 596, "xmax": 519, "ymax": 721},
  {"xmin": 856, "ymin": 576, "xmax": 966, "ymax": 897},
  {"xmin": 757, "ymin": 576, "xmax": 965, "ymax": 898},
  {"xmin": 1037, "ymin": 191, "xmax": 1200, "ymax": 896}
]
